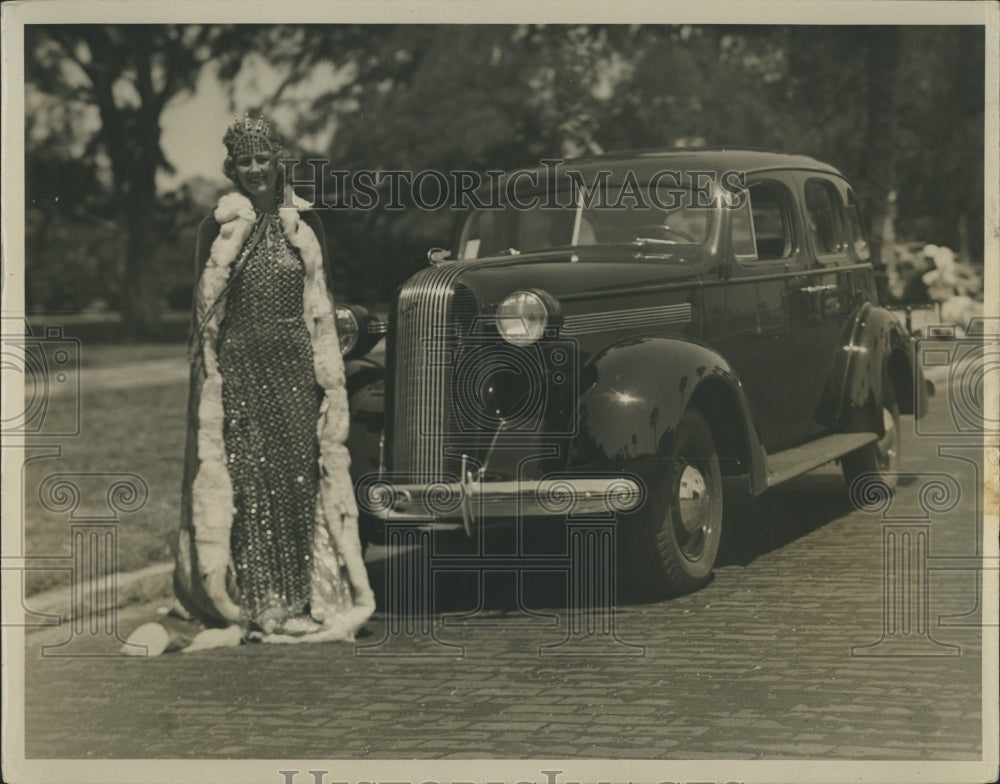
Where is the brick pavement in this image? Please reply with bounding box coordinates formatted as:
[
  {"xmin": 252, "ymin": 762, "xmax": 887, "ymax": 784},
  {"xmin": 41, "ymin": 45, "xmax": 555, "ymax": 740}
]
[
  {"xmin": 22, "ymin": 484, "xmax": 985, "ymax": 760},
  {"xmin": 18, "ymin": 399, "xmax": 992, "ymax": 764}
]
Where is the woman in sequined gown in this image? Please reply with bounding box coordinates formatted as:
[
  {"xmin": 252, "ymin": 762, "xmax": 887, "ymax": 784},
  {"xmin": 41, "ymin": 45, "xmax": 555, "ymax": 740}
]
[
  {"xmin": 215, "ymin": 205, "xmax": 322, "ymax": 632},
  {"xmin": 125, "ymin": 117, "xmax": 374, "ymax": 654}
]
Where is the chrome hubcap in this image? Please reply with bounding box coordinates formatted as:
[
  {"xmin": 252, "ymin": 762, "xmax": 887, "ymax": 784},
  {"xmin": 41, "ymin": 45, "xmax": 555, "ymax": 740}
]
[{"xmin": 675, "ymin": 463, "xmax": 711, "ymax": 560}]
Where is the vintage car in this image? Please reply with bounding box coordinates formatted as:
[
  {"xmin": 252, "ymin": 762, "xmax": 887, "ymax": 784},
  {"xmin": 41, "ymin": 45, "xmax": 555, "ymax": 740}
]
[{"xmin": 334, "ymin": 149, "xmax": 929, "ymax": 597}]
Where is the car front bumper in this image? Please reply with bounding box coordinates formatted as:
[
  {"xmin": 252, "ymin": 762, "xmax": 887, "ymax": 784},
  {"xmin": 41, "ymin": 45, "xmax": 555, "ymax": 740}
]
[{"xmin": 356, "ymin": 473, "xmax": 645, "ymax": 532}]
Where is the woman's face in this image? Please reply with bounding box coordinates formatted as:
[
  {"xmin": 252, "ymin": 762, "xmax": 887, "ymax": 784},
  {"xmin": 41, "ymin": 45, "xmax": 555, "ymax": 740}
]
[{"xmin": 234, "ymin": 152, "xmax": 277, "ymax": 197}]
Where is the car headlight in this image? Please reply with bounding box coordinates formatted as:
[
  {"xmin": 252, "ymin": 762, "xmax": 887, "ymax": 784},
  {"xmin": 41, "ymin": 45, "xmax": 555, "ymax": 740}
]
[
  {"xmin": 334, "ymin": 305, "xmax": 359, "ymax": 355},
  {"xmin": 496, "ymin": 290, "xmax": 550, "ymax": 346}
]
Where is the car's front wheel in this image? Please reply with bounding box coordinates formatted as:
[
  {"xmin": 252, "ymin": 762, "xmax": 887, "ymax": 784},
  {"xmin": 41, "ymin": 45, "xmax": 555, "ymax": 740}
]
[{"xmin": 621, "ymin": 407, "xmax": 723, "ymax": 597}]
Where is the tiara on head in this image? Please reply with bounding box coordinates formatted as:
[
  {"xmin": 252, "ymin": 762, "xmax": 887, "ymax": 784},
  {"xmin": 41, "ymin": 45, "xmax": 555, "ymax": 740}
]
[{"xmin": 223, "ymin": 114, "xmax": 279, "ymax": 158}]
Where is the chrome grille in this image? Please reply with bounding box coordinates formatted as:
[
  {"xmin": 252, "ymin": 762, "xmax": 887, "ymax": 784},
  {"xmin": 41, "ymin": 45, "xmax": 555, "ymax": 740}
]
[{"xmin": 386, "ymin": 264, "xmax": 468, "ymax": 481}]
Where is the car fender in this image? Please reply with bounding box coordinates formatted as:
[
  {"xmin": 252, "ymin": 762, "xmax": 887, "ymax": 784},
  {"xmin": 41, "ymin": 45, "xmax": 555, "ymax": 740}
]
[
  {"xmin": 345, "ymin": 356, "xmax": 385, "ymax": 481},
  {"xmin": 570, "ymin": 336, "xmax": 768, "ymax": 494},
  {"xmin": 819, "ymin": 303, "xmax": 923, "ymax": 432}
]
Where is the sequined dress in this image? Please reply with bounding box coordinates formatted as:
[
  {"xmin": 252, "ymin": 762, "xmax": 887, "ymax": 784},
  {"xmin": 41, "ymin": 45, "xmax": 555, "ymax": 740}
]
[{"xmin": 216, "ymin": 212, "xmax": 320, "ymax": 629}]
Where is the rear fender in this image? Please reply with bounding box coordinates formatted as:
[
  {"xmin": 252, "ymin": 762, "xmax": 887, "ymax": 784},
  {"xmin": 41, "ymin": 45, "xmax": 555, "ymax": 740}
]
[
  {"xmin": 570, "ymin": 337, "xmax": 768, "ymax": 494},
  {"xmin": 819, "ymin": 303, "xmax": 923, "ymax": 432}
]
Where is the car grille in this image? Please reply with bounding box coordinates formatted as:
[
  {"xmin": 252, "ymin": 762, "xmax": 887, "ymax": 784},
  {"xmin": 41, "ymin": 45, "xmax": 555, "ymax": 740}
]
[{"xmin": 385, "ymin": 264, "xmax": 472, "ymax": 481}]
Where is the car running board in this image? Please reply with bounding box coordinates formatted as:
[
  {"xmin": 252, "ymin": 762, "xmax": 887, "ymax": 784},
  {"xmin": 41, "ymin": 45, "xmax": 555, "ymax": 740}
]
[{"xmin": 765, "ymin": 432, "xmax": 878, "ymax": 488}]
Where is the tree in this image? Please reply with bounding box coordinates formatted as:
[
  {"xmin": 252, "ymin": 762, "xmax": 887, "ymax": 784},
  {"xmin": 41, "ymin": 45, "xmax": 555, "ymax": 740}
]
[
  {"xmin": 892, "ymin": 26, "xmax": 985, "ymax": 262},
  {"xmin": 230, "ymin": 24, "xmax": 651, "ymax": 302},
  {"xmin": 26, "ymin": 25, "xmax": 234, "ymax": 336},
  {"xmin": 238, "ymin": 24, "xmax": 981, "ymax": 305},
  {"xmin": 27, "ymin": 24, "xmax": 981, "ymax": 317}
]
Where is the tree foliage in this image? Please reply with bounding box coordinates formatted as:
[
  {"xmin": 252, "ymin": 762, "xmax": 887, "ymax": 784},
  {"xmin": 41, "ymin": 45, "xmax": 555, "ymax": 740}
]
[
  {"xmin": 25, "ymin": 24, "xmax": 985, "ymax": 315},
  {"xmin": 257, "ymin": 24, "xmax": 985, "ymax": 304},
  {"xmin": 25, "ymin": 25, "xmax": 236, "ymax": 333}
]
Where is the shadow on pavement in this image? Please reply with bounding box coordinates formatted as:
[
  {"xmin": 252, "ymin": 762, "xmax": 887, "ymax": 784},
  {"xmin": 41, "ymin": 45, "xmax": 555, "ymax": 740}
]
[
  {"xmin": 716, "ymin": 472, "xmax": 853, "ymax": 568},
  {"xmin": 363, "ymin": 523, "xmax": 576, "ymax": 618},
  {"xmin": 361, "ymin": 470, "xmax": 857, "ymax": 618}
]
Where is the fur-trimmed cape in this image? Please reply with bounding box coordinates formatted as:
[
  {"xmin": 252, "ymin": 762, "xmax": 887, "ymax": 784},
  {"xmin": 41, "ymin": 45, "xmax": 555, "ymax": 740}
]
[{"xmin": 171, "ymin": 191, "xmax": 375, "ymax": 648}]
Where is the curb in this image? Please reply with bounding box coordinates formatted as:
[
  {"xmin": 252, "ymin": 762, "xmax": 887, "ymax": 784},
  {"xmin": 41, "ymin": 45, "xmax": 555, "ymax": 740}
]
[
  {"xmin": 22, "ymin": 545, "xmax": 395, "ymax": 629},
  {"xmin": 25, "ymin": 561, "xmax": 174, "ymax": 630}
]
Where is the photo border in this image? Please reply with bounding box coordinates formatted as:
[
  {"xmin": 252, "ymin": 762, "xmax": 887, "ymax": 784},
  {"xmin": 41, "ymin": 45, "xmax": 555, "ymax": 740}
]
[{"xmin": 2, "ymin": 2, "xmax": 997, "ymax": 783}]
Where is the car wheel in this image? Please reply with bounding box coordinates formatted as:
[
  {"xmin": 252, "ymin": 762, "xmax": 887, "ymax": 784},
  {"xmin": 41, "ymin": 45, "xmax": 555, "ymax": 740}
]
[
  {"xmin": 621, "ymin": 407, "xmax": 723, "ymax": 597},
  {"xmin": 842, "ymin": 375, "xmax": 901, "ymax": 493}
]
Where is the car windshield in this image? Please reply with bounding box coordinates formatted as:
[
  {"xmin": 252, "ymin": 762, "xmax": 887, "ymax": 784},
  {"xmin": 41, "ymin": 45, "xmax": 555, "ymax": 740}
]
[{"xmin": 458, "ymin": 185, "xmax": 713, "ymax": 259}]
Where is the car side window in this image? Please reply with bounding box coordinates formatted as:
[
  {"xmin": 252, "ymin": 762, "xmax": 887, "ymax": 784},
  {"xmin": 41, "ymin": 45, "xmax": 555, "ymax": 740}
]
[
  {"xmin": 804, "ymin": 179, "xmax": 848, "ymax": 258},
  {"xmin": 730, "ymin": 197, "xmax": 757, "ymax": 260},
  {"xmin": 737, "ymin": 181, "xmax": 796, "ymax": 262},
  {"xmin": 845, "ymin": 189, "xmax": 871, "ymax": 261}
]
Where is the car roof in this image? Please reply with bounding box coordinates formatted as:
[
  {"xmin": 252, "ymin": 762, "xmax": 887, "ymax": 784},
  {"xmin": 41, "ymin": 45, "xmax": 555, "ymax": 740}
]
[{"xmin": 533, "ymin": 148, "xmax": 844, "ymax": 181}]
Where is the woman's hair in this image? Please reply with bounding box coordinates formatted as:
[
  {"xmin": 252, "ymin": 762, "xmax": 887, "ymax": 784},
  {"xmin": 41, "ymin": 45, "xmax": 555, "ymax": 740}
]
[{"xmin": 222, "ymin": 114, "xmax": 286, "ymax": 187}]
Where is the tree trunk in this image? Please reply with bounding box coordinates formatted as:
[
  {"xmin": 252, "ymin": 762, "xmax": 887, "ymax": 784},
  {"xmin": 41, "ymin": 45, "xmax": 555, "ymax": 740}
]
[
  {"xmin": 120, "ymin": 37, "xmax": 165, "ymax": 339},
  {"xmin": 858, "ymin": 28, "xmax": 901, "ymax": 304},
  {"xmin": 121, "ymin": 196, "xmax": 162, "ymax": 339}
]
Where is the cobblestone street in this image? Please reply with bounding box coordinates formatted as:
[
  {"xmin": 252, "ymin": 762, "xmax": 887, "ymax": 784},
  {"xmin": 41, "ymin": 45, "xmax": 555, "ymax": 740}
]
[{"xmin": 20, "ymin": 398, "xmax": 990, "ymax": 767}]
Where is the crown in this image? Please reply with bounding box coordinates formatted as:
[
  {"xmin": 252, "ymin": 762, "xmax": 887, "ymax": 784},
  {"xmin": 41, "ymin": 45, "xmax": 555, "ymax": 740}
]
[{"xmin": 223, "ymin": 114, "xmax": 279, "ymax": 158}]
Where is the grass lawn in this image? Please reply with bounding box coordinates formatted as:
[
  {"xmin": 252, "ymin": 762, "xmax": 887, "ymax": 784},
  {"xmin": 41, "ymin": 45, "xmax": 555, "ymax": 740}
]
[
  {"xmin": 18, "ymin": 345, "xmax": 189, "ymax": 596},
  {"xmin": 77, "ymin": 342, "xmax": 189, "ymax": 367}
]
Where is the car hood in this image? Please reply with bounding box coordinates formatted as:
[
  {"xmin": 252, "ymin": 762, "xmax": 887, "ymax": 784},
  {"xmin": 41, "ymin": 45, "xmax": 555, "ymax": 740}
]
[{"xmin": 445, "ymin": 244, "xmax": 709, "ymax": 306}]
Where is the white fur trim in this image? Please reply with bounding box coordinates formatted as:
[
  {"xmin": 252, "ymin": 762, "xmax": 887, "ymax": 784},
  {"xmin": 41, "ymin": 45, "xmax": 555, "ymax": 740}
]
[
  {"xmin": 214, "ymin": 192, "xmax": 257, "ymax": 224},
  {"xmin": 189, "ymin": 196, "xmax": 254, "ymax": 625},
  {"xmin": 183, "ymin": 624, "xmax": 243, "ymax": 652},
  {"xmin": 279, "ymin": 199, "xmax": 376, "ymax": 634},
  {"xmin": 122, "ymin": 622, "xmax": 169, "ymax": 657}
]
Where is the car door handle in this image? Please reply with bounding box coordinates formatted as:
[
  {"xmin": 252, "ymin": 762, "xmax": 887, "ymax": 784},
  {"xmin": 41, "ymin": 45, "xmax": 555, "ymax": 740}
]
[{"xmin": 798, "ymin": 283, "xmax": 838, "ymax": 294}]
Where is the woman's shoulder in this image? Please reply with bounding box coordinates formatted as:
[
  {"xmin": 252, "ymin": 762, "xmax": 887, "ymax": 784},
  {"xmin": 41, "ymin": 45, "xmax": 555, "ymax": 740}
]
[{"xmin": 195, "ymin": 192, "xmax": 251, "ymax": 247}]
